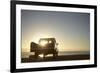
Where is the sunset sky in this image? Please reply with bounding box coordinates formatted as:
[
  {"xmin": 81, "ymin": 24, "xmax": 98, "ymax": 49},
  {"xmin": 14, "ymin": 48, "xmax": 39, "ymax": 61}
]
[{"xmin": 21, "ymin": 10, "xmax": 90, "ymax": 52}]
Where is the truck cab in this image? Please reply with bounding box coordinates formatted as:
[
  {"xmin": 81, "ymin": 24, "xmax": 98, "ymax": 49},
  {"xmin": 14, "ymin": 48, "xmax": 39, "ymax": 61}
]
[{"xmin": 30, "ymin": 38, "xmax": 58, "ymax": 58}]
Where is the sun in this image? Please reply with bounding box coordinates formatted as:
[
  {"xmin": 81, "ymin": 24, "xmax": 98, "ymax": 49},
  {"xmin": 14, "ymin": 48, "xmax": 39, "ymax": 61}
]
[
  {"xmin": 32, "ymin": 33, "xmax": 53, "ymax": 44},
  {"xmin": 40, "ymin": 40, "xmax": 48, "ymax": 46}
]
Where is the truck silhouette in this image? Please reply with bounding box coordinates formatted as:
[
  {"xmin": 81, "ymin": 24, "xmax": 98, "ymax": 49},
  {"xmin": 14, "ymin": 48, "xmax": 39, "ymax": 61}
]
[{"xmin": 30, "ymin": 38, "xmax": 58, "ymax": 58}]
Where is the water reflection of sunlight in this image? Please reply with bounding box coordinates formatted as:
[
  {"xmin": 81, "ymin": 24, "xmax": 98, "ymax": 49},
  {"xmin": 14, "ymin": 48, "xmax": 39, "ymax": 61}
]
[
  {"xmin": 39, "ymin": 54, "xmax": 44, "ymax": 58},
  {"xmin": 39, "ymin": 54, "xmax": 53, "ymax": 58}
]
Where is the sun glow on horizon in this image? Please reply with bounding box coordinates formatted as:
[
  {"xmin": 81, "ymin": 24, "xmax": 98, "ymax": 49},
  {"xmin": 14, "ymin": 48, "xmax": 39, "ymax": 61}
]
[
  {"xmin": 40, "ymin": 40, "xmax": 48, "ymax": 46},
  {"xmin": 22, "ymin": 33, "xmax": 90, "ymax": 53},
  {"xmin": 39, "ymin": 54, "xmax": 44, "ymax": 58},
  {"xmin": 31, "ymin": 34, "xmax": 54, "ymax": 44}
]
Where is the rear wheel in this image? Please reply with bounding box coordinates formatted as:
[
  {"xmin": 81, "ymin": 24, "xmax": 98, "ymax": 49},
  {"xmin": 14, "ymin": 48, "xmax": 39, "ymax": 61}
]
[
  {"xmin": 34, "ymin": 52, "xmax": 38, "ymax": 58},
  {"xmin": 53, "ymin": 52, "xmax": 58, "ymax": 58},
  {"xmin": 43, "ymin": 54, "xmax": 46, "ymax": 59}
]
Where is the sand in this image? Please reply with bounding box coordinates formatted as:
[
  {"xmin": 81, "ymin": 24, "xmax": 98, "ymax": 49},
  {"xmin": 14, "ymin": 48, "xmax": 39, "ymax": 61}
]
[{"xmin": 21, "ymin": 54, "xmax": 90, "ymax": 63}]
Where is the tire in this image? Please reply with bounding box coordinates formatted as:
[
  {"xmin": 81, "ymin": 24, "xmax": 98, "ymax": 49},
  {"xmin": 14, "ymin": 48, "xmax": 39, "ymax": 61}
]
[
  {"xmin": 53, "ymin": 52, "xmax": 58, "ymax": 58},
  {"xmin": 34, "ymin": 52, "xmax": 38, "ymax": 58},
  {"xmin": 43, "ymin": 54, "xmax": 45, "ymax": 59}
]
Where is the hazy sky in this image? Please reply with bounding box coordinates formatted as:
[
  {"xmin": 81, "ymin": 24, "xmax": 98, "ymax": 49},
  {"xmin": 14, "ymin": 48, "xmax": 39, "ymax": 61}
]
[{"xmin": 21, "ymin": 10, "xmax": 90, "ymax": 52}]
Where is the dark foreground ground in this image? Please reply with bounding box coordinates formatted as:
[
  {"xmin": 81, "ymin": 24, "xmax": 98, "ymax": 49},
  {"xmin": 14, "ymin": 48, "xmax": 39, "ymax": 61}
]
[{"xmin": 21, "ymin": 54, "xmax": 90, "ymax": 63}]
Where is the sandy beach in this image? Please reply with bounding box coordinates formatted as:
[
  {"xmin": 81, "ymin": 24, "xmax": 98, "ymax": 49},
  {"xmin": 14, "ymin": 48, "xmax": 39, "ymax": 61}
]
[{"xmin": 21, "ymin": 54, "xmax": 90, "ymax": 63}]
